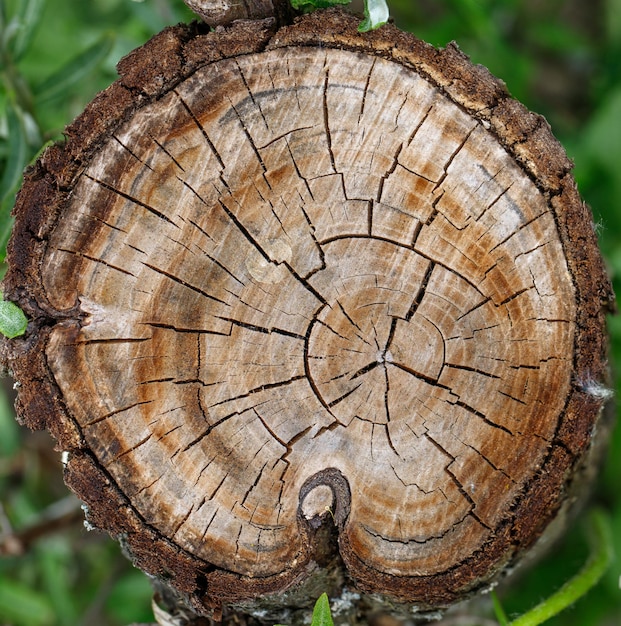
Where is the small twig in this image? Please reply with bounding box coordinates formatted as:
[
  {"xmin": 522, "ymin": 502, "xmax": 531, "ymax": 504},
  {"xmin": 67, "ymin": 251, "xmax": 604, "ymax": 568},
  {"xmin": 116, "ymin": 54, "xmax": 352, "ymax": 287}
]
[
  {"xmin": 0, "ymin": 496, "xmax": 83, "ymax": 555},
  {"xmin": 507, "ymin": 509, "xmax": 614, "ymax": 626}
]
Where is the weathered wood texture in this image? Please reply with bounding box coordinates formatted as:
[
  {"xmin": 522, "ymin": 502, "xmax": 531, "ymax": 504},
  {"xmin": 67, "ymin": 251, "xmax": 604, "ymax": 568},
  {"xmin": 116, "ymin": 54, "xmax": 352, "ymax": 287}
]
[
  {"xmin": 1, "ymin": 8, "xmax": 613, "ymax": 622},
  {"xmin": 184, "ymin": 0, "xmax": 294, "ymax": 27}
]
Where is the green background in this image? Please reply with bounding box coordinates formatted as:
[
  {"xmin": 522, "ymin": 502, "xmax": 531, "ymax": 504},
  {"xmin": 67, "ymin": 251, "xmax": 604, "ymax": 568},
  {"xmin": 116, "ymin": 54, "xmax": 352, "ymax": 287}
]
[{"xmin": 0, "ymin": 1, "xmax": 619, "ymax": 624}]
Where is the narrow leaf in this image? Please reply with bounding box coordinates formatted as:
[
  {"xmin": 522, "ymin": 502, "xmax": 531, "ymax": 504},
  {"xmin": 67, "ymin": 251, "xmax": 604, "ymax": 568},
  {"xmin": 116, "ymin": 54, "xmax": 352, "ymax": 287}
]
[
  {"xmin": 0, "ymin": 384, "xmax": 20, "ymax": 456},
  {"xmin": 0, "ymin": 102, "xmax": 28, "ymax": 206},
  {"xmin": 0, "ymin": 102, "xmax": 27, "ymax": 262},
  {"xmin": 0, "ymin": 296, "xmax": 28, "ymax": 338},
  {"xmin": 7, "ymin": 0, "xmax": 46, "ymax": 61},
  {"xmin": 310, "ymin": 593, "xmax": 334, "ymax": 626},
  {"xmin": 0, "ymin": 207, "xmax": 14, "ymax": 264},
  {"xmin": 33, "ymin": 32, "xmax": 115, "ymax": 104},
  {"xmin": 491, "ymin": 590, "xmax": 509, "ymax": 626}
]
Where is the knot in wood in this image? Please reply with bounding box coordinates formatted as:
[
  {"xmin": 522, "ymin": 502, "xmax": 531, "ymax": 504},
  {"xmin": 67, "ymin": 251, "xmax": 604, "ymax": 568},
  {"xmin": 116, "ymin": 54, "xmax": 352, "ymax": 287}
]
[
  {"xmin": 299, "ymin": 468, "xmax": 350, "ymax": 528},
  {"xmin": 2, "ymin": 10, "xmax": 612, "ymax": 620}
]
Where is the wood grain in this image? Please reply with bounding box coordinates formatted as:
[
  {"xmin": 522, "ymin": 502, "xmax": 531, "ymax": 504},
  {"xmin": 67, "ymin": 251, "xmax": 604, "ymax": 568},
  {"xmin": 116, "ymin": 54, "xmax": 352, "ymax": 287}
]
[{"xmin": 1, "ymin": 9, "xmax": 613, "ymax": 621}]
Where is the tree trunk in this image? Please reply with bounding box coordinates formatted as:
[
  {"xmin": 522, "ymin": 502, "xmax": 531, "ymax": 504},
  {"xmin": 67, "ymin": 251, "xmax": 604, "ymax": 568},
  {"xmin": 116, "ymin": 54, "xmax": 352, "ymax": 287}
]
[{"xmin": 1, "ymin": 7, "xmax": 613, "ymax": 624}]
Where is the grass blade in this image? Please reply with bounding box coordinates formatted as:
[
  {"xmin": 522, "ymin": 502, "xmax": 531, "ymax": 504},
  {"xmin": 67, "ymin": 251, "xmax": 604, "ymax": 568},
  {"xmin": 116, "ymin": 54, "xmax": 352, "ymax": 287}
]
[
  {"xmin": 0, "ymin": 102, "xmax": 28, "ymax": 204},
  {"xmin": 0, "ymin": 102, "xmax": 28, "ymax": 261},
  {"xmin": 491, "ymin": 589, "xmax": 509, "ymax": 626},
  {"xmin": 7, "ymin": 0, "xmax": 46, "ymax": 61},
  {"xmin": 33, "ymin": 32, "xmax": 114, "ymax": 104}
]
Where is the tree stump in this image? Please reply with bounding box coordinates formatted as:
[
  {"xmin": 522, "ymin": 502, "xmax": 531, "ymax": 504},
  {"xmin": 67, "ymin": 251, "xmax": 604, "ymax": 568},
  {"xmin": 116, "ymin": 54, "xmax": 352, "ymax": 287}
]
[{"xmin": 1, "ymin": 7, "xmax": 613, "ymax": 623}]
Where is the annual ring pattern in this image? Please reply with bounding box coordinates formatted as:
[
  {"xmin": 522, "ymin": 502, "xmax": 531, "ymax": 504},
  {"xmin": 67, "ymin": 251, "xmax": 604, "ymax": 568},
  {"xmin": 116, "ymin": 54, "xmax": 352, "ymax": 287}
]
[
  {"xmin": 43, "ymin": 47, "xmax": 574, "ymax": 576},
  {"xmin": 3, "ymin": 14, "xmax": 611, "ymax": 613}
]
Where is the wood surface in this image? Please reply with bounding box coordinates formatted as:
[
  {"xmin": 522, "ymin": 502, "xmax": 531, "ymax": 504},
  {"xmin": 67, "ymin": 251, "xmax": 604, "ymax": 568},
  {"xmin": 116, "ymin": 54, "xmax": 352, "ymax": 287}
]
[
  {"xmin": 183, "ymin": 0, "xmax": 293, "ymax": 27},
  {"xmin": 1, "ymin": 8, "xmax": 613, "ymax": 622}
]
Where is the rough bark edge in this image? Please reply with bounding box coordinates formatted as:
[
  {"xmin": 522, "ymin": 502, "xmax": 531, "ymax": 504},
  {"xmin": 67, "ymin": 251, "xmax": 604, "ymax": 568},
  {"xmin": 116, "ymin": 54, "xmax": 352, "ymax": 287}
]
[{"xmin": 0, "ymin": 7, "xmax": 614, "ymax": 618}]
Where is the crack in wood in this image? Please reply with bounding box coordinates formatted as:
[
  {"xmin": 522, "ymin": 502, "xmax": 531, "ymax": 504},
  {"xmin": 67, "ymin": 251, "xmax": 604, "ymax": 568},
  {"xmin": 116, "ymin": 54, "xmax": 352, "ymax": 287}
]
[
  {"xmin": 83, "ymin": 173, "xmax": 179, "ymax": 228},
  {"xmin": 112, "ymin": 432, "xmax": 153, "ymax": 462},
  {"xmin": 322, "ymin": 67, "xmax": 337, "ymax": 174},
  {"xmin": 208, "ymin": 375, "xmax": 307, "ymax": 409},
  {"xmin": 216, "ymin": 316, "xmax": 305, "ymax": 340},
  {"xmin": 141, "ymin": 261, "xmax": 230, "ymax": 307},
  {"xmin": 174, "ymin": 90, "xmax": 226, "ymax": 172},
  {"xmin": 149, "ymin": 133, "xmax": 186, "ymax": 171},
  {"xmin": 11, "ymin": 35, "xmax": 605, "ymax": 613},
  {"xmin": 83, "ymin": 400, "xmax": 154, "ymax": 427},
  {"xmin": 113, "ymin": 134, "xmax": 154, "ymax": 171},
  {"xmin": 358, "ymin": 57, "xmax": 376, "ymax": 124},
  {"xmin": 58, "ymin": 248, "xmax": 136, "ymax": 277}
]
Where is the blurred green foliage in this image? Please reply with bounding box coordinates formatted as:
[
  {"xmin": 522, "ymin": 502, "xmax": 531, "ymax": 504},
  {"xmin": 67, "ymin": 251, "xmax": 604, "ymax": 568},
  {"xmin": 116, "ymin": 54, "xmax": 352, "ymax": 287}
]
[{"xmin": 0, "ymin": 1, "xmax": 619, "ymax": 625}]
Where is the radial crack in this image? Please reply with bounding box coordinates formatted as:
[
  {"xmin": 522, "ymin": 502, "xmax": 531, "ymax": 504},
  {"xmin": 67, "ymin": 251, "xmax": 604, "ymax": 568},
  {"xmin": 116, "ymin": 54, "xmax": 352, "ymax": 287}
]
[{"xmin": 84, "ymin": 173, "xmax": 178, "ymax": 228}]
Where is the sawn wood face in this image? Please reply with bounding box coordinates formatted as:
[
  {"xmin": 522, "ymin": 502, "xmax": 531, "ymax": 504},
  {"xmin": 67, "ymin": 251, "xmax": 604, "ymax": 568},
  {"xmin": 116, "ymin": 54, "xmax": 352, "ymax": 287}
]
[{"xmin": 1, "ymin": 9, "xmax": 613, "ymax": 618}]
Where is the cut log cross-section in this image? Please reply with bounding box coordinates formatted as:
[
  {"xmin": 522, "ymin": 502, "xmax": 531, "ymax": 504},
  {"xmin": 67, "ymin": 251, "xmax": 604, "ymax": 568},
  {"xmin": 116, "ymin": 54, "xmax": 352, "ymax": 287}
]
[{"xmin": 1, "ymin": 9, "xmax": 613, "ymax": 622}]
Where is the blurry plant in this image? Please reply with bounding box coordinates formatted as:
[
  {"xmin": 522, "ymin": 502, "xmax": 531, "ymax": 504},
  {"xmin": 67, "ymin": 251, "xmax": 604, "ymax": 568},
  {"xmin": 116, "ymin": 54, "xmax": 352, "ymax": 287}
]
[
  {"xmin": 493, "ymin": 510, "xmax": 614, "ymax": 626},
  {"xmin": 0, "ymin": 0, "xmax": 114, "ymax": 260}
]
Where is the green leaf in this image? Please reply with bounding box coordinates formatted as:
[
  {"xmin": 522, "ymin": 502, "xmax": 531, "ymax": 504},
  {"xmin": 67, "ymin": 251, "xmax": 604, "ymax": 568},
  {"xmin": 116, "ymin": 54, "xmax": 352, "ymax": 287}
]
[
  {"xmin": 33, "ymin": 32, "xmax": 115, "ymax": 104},
  {"xmin": 39, "ymin": 542, "xmax": 79, "ymax": 626},
  {"xmin": 0, "ymin": 296, "xmax": 28, "ymax": 338},
  {"xmin": 4, "ymin": 0, "xmax": 45, "ymax": 62},
  {"xmin": 105, "ymin": 568, "xmax": 155, "ymax": 624},
  {"xmin": 288, "ymin": 0, "xmax": 388, "ymax": 32},
  {"xmin": 580, "ymin": 87, "xmax": 621, "ymax": 172},
  {"xmin": 0, "ymin": 102, "xmax": 28, "ymax": 207},
  {"xmin": 290, "ymin": 0, "xmax": 351, "ymax": 12},
  {"xmin": 606, "ymin": 0, "xmax": 621, "ymax": 44},
  {"xmin": 491, "ymin": 589, "xmax": 509, "ymax": 626},
  {"xmin": 0, "ymin": 576, "xmax": 54, "ymax": 625},
  {"xmin": 358, "ymin": 0, "xmax": 390, "ymax": 32},
  {"xmin": 310, "ymin": 593, "xmax": 334, "ymax": 626},
  {"xmin": 0, "ymin": 383, "xmax": 20, "ymax": 456}
]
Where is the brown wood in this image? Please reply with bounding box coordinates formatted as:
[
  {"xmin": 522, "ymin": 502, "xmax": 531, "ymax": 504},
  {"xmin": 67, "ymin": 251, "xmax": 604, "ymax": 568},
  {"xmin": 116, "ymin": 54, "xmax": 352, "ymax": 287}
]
[
  {"xmin": 1, "ymin": 8, "xmax": 613, "ymax": 623},
  {"xmin": 184, "ymin": 0, "xmax": 294, "ymax": 27}
]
